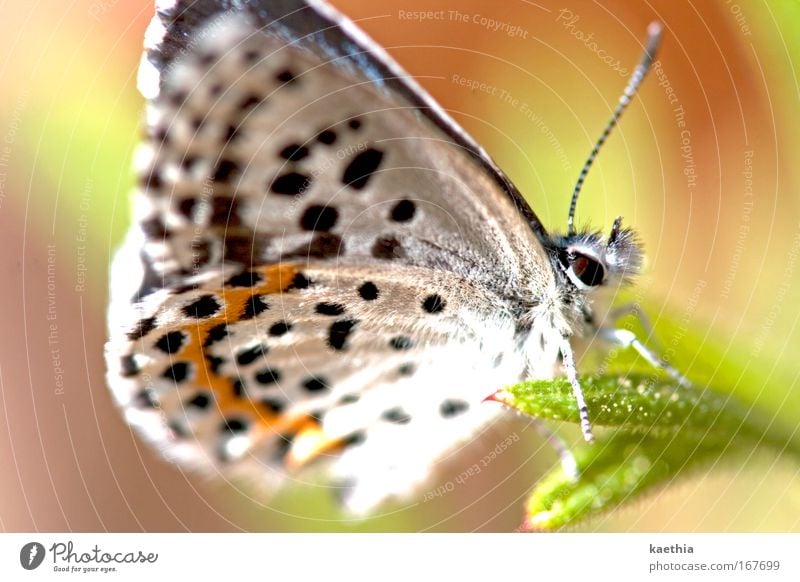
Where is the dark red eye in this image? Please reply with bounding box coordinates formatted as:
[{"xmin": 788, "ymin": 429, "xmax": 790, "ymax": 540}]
[{"xmin": 571, "ymin": 254, "xmax": 605, "ymax": 287}]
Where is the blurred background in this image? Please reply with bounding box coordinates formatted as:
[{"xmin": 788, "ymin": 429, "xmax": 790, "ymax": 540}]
[{"xmin": 1, "ymin": 0, "xmax": 799, "ymax": 532}]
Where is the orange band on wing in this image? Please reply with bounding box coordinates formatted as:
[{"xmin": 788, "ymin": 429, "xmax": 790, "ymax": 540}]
[{"xmin": 169, "ymin": 263, "xmax": 304, "ymax": 435}]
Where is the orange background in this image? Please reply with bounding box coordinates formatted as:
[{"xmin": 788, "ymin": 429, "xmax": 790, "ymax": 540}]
[{"xmin": 0, "ymin": 0, "xmax": 798, "ymax": 531}]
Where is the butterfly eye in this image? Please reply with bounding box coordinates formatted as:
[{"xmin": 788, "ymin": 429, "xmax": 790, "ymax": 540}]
[{"xmin": 568, "ymin": 253, "xmax": 606, "ymax": 289}]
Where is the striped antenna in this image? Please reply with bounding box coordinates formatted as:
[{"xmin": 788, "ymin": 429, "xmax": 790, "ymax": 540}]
[{"xmin": 567, "ymin": 22, "xmax": 663, "ymax": 235}]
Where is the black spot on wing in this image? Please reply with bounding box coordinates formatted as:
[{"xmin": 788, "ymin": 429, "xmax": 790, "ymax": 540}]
[
  {"xmin": 240, "ymin": 294, "xmax": 269, "ymax": 320},
  {"xmin": 422, "ymin": 294, "xmax": 446, "ymax": 314},
  {"xmin": 283, "ymin": 233, "xmax": 343, "ymax": 260},
  {"xmin": 221, "ymin": 417, "xmax": 249, "ymax": 434},
  {"xmin": 177, "ymin": 197, "xmax": 198, "ymax": 219},
  {"xmin": 327, "ymin": 319, "xmax": 358, "ymax": 351},
  {"xmin": 275, "ymin": 68, "xmax": 297, "ymax": 84},
  {"xmin": 154, "ymin": 330, "xmax": 186, "ymax": 354},
  {"xmin": 236, "ymin": 344, "xmax": 267, "ymax": 366},
  {"xmin": 162, "ymin": 362, "xmax": 191, "ymax": 383},
  {"xmin": 270, "ymin": 172, "xmax": 311, "ymax": 196},
  {"xmin": 372, "ymin": 236, "xmax": 404, "ymax": 260},
  {"xmin": 288, "ymin": 272, "xmax": 311, "ymax": 290},
  {"xmin": 315, "ymin": 302, "xmax": 346, "ymax": 316},
  {"xmin": 279, "ymin": 144, "xmax": 309, "ymax": 161},
  {"xmin": 186, "ymin": 392, "xmax": 212, "ymax": 410},
  {"xmin": 181, "ymin": 155, "xmax": 200, "ymax": 171},
  {"xmin": 390, "ymin": 199, "xmax": 416, "ymax": 222},
  {"xmin": 398, "ymin": 363, "xmax": 416, "ymax": 376},
  {"xmin": 141, "ymin": 217, "xmax": 170, "ymax": 240},
  {"xmin": 138, "ymin": 168, "xmax": 163, "ymax": 191},
  {"xmin": 212, "ymin": 159, "xmax": 239, "ymax": 183},
  {"xmin": 300, "ymin": 204, "xmax": 338, "ymax": 231},
  {"xmin": 440, "ymin": 399, "xmax": 469, "ymax": 418},
  {"xmin": 302, "ymin": 376, "xmax": 330, "ymax": 392},
  {"xmin": 209, "ymin": 197, "xmax": 242, "ymax": 227},
  {"xmin": 128, "ymin": 316, "xmax": 157, "ymax": 341},
  {"xmin": 232, "ymin": 378, "xmax": 246, "ymax": 397},
  {"xmin": 316, "ymin": 129, "xmax": 337, "ymax": 145},
  {"xmin": 183, "ymin": 295, "xmax": 221, "ymax": 318},
  {"xmin": 342, "ymin": 148, "xmax": 384, "ymax": 190},
  {"xmin": 224, "ymin": 124, "xmax": 242, "ymax": 143},
  {"xmin": 358, "ymin": 281, "xmax": 379, "ymax": 301},
  {"xmin": 238, "ymin": 94, "xmax": 263, "ymax": 111},
  {"xmin": 203, "ymin": 323, "xmax": 228, "ymax": 347},
  {"xmin": 135, "ymin": 389, "xmax": 159, "ymax": 409},
  {"xmin": 260, "ymin": 397, "xmax": 285, "ymax": 414},
  {"xmin": 269, "ymin": 321, "xmax": 292, "ymax": 336},
  {"xmin": 153, "ymin": 126, "xmax": 170, "ymax": 145},
  {"xmin": 389, "ymin": 336, "xmax": 413, "ymax": 350},
  {"xmin": 207, "ymin": 355, "xmax": 225, "ymax": 374},
  {"xmin": 167, "ymin": 90, "xmax": 186, "ymax": 108},
  {"xmin": 225, "ymin": 271, "xmax": 262, "ymax": 288},
  {"xmin": 242, "ymin": 49, "xmax": 261, "ymax": 64},
  {"xmin": 167, "ymin": 418, "xmax": 189, "ymax": 438},
  {"xmin": 222, "ymin": 233, "xmax": 264, "ymax": 264},
  {"xmin": 190, "ymin": 116, "xmax": 206, "ymax": 132},
  {"xmin": 255, "ymin": 368, "xmax": 281, "ymax": 385},
  {"xmin": 342, "ymin": 431, "xmax": 365, "ymax": 446},
  {"xmin": 382, "ymin": 407, "xmax": 412, "ymax": 425},
  {"xmin": 120, "ymin": 355, "xmax": 139, "ymax": 377}
]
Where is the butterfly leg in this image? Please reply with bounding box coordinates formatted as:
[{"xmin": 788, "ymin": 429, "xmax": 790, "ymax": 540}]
[
  {"xmin": 532, "ymin": 419, "xmax": 579, "ymax": 481},
  {"xmin": 599, "ymin": 328, "xmax": 691, "ymax": 388},
  {"xmin": 559, "ymin": 337, "xmax": 595, "ymax": 443},
  {"xmin": 607, "ymin": 302, "xmax": 662, "ymax": 351}
]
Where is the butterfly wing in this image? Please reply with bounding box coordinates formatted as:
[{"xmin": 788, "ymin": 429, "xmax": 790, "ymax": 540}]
[
  {"xmin": 142, "ymin": 0, "xmax": 549, "ymax": 235},
  {"xmin": 130, "ymin": 0, "xmax": 552, "ymax": 295},
  {"xmin": 108, "ymin": 260, "xmax": 532, "ymax": 511},
  {"xmin": 108, "ymin": 0, "xmax": 560, "ymax": 512}
]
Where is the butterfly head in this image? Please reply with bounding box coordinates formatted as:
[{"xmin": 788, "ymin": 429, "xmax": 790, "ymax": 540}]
[
  {"xmin": 552, "ymin": 22, "xmax": 660, "ymax": 295},
  {"xmin": 552, "ymin": 217, "xmax": 643, "ymax": 292}
]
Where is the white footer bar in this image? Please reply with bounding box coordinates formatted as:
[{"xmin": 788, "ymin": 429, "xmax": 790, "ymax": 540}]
[{"xmin": 1, "ymin": 533, "xmax": 797, "ymax": 581}]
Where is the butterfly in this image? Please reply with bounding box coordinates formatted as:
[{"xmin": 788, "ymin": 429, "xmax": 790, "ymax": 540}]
[{"xmin": 107, "ymin": 0, "xmax": 682, "ymax": 514}]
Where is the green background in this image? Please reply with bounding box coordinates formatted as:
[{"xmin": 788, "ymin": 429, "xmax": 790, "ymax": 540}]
[{"xmin": 0, "ymin": 0, "xmax": 798, "ymax": 531}]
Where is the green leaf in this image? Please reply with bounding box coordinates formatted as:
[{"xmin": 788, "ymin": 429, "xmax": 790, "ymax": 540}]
[
  {"xmin": 496, "ymin": 374, "xmax": 800, "ymax": 531},
  {"xmin": 521, "ymin": 430, "xmax": 732, "ymax": 531}
]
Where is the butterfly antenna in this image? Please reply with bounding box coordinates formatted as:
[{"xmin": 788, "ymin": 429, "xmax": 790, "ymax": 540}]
[{"xmin": 567, "ymin": 22, "xmax": 662, "ymax": 236}]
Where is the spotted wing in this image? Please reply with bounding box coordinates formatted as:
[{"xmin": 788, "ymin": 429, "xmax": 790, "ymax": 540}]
[
  {"xmin": 128, "ymin": 0, "xmax": 551, "ymax": 299},
  {"xmin": 107, "ymin": 261, "xmax": 531, "ymax": 512},
  {"xmin": 108, "ymin": 0, "xmax": 559, "ymax": 512}
]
